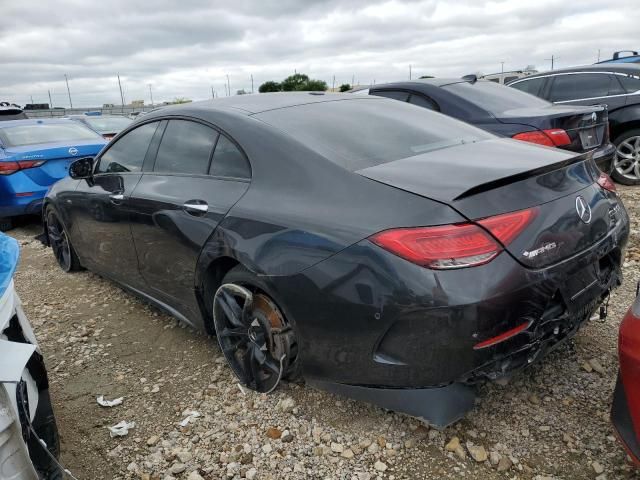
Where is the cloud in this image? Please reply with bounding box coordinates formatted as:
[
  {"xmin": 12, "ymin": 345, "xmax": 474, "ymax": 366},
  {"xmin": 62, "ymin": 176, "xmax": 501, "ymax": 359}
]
[{"xmin": 0, "ymin": 0, "xmax": 637, "ymax": 106}]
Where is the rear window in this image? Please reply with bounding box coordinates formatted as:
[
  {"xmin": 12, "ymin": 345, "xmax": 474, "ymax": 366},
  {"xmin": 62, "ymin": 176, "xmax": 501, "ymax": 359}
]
[
  {"xmin": 443, "ymin": 80, "xmax": 551, "ymax": 113},
  {"xmin": 255, "ymin": 98, "xmax": 492, "ymax": 171},
  {"xmin": 0, "ymin": 122, "xmax": 102, "ymax": 147},
  {"xmin": 83, "ymin": 116, "xmax": 132, "ymax": 134}
]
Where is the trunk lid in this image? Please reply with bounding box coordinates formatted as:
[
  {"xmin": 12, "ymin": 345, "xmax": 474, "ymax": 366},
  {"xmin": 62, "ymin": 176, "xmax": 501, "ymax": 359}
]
[
  {"xmin": 497, "ymin": 104, "xmax": 609, "ymax": 152},
  {"xmin": 357, "ymin": 138, "xmax": 621, "ymax": 268},
  {"xmin": 2, "ymin": 140, "xmax": 106, "ymax": 186}
]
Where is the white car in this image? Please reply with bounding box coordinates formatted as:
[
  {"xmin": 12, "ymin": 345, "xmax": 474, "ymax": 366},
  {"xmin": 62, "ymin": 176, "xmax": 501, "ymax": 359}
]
[{"xmin": 0, "ymin": 233, "xmax": 61, "ymax": 479}]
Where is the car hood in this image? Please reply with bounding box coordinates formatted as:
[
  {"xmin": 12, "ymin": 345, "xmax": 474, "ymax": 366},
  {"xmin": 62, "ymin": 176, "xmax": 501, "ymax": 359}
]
[{"xmin": 1, "ymin": 138, "xmax": 107, "ymax": 161}]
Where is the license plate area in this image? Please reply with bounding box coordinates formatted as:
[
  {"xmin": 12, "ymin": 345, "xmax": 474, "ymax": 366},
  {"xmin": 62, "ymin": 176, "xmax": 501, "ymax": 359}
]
[
  {"xmin": 564, "ymin": 264, "xmax": 599, "ymax": 303},
  {"xmin": 579, "ymin": 126, "xmax": 603, "ymax": 149}
]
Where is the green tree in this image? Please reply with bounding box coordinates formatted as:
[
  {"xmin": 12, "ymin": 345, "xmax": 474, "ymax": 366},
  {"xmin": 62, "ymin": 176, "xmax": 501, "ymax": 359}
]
[
  {"xmin": 259, "ymin": 81, "xmax": 281, "ymax": 93},
  {"xmin": 304, "ymin": 79, "xmax": 328, "ymax": 91},
  {"xmin": 281, "ymin": 73, "xmax": 310, "ymax": 91},
  {"xmin": 339, "ymin": 83, "xmax": 351, "ymax": 92}
]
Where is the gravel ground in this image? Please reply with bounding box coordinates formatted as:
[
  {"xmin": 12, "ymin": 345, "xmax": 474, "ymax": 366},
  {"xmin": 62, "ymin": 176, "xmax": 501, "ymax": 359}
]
[{"xmin": 7, "ymin": 186, "xmax": 640, "ymax": 480}]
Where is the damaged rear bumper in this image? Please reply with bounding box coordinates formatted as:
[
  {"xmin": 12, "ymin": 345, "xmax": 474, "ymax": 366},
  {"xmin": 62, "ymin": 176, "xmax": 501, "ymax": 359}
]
[{"xmin": 271, "ymin": 198, "xmax": 628, "ymax": 427}]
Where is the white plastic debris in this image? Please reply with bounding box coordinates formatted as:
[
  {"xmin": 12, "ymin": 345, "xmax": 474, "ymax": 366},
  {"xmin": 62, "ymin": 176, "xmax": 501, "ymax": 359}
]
[
  {"xmin": 179, "ymin": 410, "xmax": 201, "ymax": 427},
  {"xmin": 108, "ymin": 421, "xmax": 136, "ymax": 437},
  {"xmin": 97, "ymin": 395, "xmax": 124, "ymax": 407}
]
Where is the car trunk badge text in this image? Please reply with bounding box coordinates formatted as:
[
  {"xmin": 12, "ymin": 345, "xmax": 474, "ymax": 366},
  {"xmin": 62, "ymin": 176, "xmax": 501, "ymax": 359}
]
[{"xmin": 523, "ymin": 242, "xmax": 557, "ymax": 259}]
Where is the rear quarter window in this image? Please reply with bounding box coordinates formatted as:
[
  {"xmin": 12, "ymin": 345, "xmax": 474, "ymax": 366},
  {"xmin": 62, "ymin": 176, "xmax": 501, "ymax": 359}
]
[
  {"xmin": 255, "ymin": 98, "xmax": 492, "ymax": 171},
  {"xmin": 509, "ymin": 77, "xmax": 545, "ymax": 97},
  {"xmin": 442, "ymin": 80, "xmax": 551, "ymax": 114}
]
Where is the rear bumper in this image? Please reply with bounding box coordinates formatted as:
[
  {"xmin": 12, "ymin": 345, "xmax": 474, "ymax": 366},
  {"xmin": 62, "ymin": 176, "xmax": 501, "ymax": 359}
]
[
  {"xmin": 0, "ymin": 174, "xmax": 47, "ymax": 218},
  {"xmin": 612, "ymin": 373, "xmax": 640, "ymax": 466}
]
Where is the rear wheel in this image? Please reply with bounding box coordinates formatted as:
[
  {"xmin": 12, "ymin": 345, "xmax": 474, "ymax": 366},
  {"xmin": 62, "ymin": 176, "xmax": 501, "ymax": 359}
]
[
  {"xmin": 611, "ymin": 129, "xmax": 640, "ymax": 185},
  {"xmin": 0, "ymin": 217, "xmax": 13, "ymax": 232},
  {"xmin": 213, "ymin": 266, "xmax": 298, "ymax": 393},
  {"xmin": 45, "ymin": 207, "xmax": 81, "ymax": 272}
]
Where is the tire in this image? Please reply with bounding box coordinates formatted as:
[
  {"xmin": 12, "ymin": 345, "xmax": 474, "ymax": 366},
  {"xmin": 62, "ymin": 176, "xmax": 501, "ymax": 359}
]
[
  {"xmin": 0, "ymin": 217, "xmax": 12, "ymax": 232},
  {"xmin": 45, "ymin": 207, "xmax": 82, "ymax": 272},
  {"xmin": 611, "ymin": 128, "xmax": 640, "ymax": 185},
  {"xmin": 213, "ymin": 265, "xmax": 301, "ymax": 390}
]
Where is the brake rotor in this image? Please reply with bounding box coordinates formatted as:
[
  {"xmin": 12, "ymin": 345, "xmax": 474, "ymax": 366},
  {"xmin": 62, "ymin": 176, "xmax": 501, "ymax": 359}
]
[{"xmin": 213, "ymin": 283, "xmax": 296, "ymax": 393}]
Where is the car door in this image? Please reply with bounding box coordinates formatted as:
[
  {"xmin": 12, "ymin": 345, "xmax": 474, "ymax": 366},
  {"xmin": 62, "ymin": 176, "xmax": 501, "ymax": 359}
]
[
  {"xmin": 128, "ymin": 118, "xmax": 251, "ymax": 323},
  {"xmin": 548, "ymin": 72, "xmax": 628, "ymax": 110},
  {"xmin": 69, "ymin": 120, "xmax": 161, "ymax": 287}
]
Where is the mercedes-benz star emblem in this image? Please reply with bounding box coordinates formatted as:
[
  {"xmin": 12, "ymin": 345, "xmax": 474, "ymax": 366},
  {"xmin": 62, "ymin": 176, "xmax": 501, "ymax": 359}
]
[
  {"xmin": 575, "ymin": 195, "xmax": 592, "ymax": 224},
  {"xmin": 68, "ymin": 147, "xmax": 78, "ymax": 156}
]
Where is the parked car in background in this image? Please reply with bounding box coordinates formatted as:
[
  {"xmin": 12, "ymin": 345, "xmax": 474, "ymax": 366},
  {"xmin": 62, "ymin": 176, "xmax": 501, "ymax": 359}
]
[
  {"xmin": 507, "ymin": 64, "xmax": 640, "ymax": 185},
  {"xmin": 43, "ymin": 93, "xmax": 627, "ymax": 427},
  {"xmin": 356, "ymin": 78, "xmax": 615, "ymax": 173},
  {"xmin": 598, "ymin": 50, "xmax": 640, "ymax": 65},
  {"xmin": 68, "ymin": 112, "xmax": 133, "ymax": 140},
  {"xmin": 0, "ymin": 232, "xmax": 62, "ymax": 478},
  {"xmin": 478, "ymin": 67, "xmax": 538, "ymax": 85},
  {"xmin": 612, "ymin": 288, "xmax": 640, "ymax": 466},
  {"xmin": 0, "ymin": 119, "xmax": 106, "ymax": 231},
  {"xmin": 0, "ymin": 102, "xmax": 28, "ymax": 121}
]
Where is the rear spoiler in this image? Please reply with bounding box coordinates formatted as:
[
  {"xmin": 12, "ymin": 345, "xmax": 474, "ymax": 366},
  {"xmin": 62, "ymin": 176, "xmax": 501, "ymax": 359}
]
[{"xmin": 455, "ymin": 151, "xmax": 594, "ymax": 201}]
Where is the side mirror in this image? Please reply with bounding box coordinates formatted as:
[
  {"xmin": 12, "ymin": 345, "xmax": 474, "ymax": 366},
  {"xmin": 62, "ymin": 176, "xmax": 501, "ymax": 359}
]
[{"xmin": 69, "ymin": 157, "xmax": 94, "ymax": 180}]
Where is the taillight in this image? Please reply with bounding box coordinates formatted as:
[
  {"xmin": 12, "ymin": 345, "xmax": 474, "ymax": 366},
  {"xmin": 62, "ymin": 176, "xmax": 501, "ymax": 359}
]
[
  {"xmin": 0, "ymin": 161, "xmax": 20, "ymax": 175},
  {"xmin": 370, "ymin": 208, "xmax": 537, "ymax": 269},
  {"xmin": 597, "ymin": 171, "xmax": 616, "ymax": 193},
  {"xmin": 512, "ymin": 129, "xmax": 571, "ymax": 147},
  {"xmin": 0, "ymin": 160, "xmax": 44, "ymax": 175}
]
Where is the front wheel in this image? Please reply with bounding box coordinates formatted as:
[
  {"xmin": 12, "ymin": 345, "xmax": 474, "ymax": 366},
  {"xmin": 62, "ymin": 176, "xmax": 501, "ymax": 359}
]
[
  {"xmin": 611, "ymin": 129, "xmax": 640, "ymax": 185},
  {"xmin": 45, "ymin": 207, "xmax": 82, "ymax": 272}
]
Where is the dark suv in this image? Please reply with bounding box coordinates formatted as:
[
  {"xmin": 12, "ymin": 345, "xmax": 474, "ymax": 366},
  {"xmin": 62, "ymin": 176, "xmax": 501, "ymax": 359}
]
[{"xmin": 507, "ymin": 64, "xmax": 640, "ymax": 185}]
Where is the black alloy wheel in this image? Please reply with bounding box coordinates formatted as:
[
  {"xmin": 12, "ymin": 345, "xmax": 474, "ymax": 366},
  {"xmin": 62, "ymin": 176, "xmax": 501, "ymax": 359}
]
[{"xmin": 46, "ymin": 208, "xmax": 81, "ymax": 272}]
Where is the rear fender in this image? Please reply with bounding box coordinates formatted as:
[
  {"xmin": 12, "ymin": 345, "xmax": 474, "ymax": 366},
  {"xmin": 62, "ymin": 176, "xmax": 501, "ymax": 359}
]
[{"xmin": 609, "ymin": 105, "xmax": 640, "ymax": 139}]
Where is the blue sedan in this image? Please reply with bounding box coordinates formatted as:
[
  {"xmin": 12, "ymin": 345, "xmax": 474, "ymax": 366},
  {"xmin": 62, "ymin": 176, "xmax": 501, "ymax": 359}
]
[{"xmin": 0, "ymin": 119, "xmax": 106, "ymax": 231}]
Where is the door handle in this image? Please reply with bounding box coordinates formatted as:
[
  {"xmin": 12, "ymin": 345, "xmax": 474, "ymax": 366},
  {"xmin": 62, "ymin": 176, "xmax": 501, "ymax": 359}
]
[
  {"xmin": 183, "ymin": 201, "xmax": 208, "ymax": 215},
  {"xmin": 109, "ymin": 193, "xmax": 124, "ymax": 202}
]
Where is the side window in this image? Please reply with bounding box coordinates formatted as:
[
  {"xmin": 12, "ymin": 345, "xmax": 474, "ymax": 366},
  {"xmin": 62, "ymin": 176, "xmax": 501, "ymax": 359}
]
[
  {"xmin": 209, "ymin": 135, "xmax": 251, "ymax": 179},
  {"xmin": 549, "ymin": 74, "xmax": 614, "ymax": 102},
  {"xmin": 97, "ymin": 122, "xmax": 158, "ymax": 174},
  {"xmin": 372, "ymin": 90, "xmax": 410, "ymax": 102},
  {"xmin": 408, "ymin": 94, "xmax": 438, "ymax": 111},
  {"xmin": 154, "ymin": 120, "xmax": 218, "ymax": 175},
  {"xmin": 617, "ymin": 75, "xmax": 640, "ymax": 93},
  {"xmin": 503, "ymin": 76, "xmax": 519, "ymax": 84},
  {"xmin": 510, "ymin": 77, "xmax": 545, "ymax": 97}
]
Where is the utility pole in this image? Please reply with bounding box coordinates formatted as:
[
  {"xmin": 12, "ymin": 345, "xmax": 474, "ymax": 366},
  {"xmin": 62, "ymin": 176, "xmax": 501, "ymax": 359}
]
[
  {"xmin": 597, "ymin": 49, "xmax": 601, "ymax": 62},
  {"xmin": 148, "ymin": 84, "xmax": 154, "ymax": 106},
  {"xmin": 30, "ymin": 95, "xmax": 34, "ymax": 104},
  {"xmin": 332, "ymin": 75, "xmax": 335, "ymax": 90},
  {"xmin": 352, "ymin": 74, "xmax": 355, "ymax": 87},
  {"xmin": 48, "ymin": 90, "xmax": 53, "ymax": 108},
  {"xmin": 211, "ymin": 86, "xmax": 215, "ymax": 99},
  {"xmin": 409, "ymin": 64, "xmax": 412, "ymax": 80},
  {"xmin": 117, "ymin": 74, "xmax": 125, "ymax": 106},
  {"xmin": 500, "ymin": 61, "xmax": 505, "ymax": 74},
  {"xmin": 545, "ymin": 55, "xmax": 557, "ymax": 70},
  {"xmin": 251, "ymin": 74, "xmax": 254, "ymax": 94},
  {"xmin": 64, "ymin": 74, "xmax": 73, "ymax": 108},
  {"xmin": 226, "ymin": 75, "xmax": 231, "ymax": 97}
]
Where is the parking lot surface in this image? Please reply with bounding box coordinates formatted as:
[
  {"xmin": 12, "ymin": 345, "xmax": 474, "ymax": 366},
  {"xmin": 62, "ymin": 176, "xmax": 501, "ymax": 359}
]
[{"xmin": 8, "ymin": 186, "xmax": 640, "ymax": 480}]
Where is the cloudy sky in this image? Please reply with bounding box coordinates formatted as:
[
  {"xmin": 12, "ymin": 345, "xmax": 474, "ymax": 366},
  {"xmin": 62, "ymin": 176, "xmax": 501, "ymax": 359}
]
[{"xmin": 1, "ymin": 0, "xmax": 638, "ymax": 107}]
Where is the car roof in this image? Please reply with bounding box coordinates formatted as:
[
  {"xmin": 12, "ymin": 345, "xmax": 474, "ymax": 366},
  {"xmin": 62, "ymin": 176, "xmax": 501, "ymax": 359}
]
[
  {"xmin": 148, "ymin": 92, "xmax": 384, "ymax": 116},
  {"xmin": 0, "ymin": 118, "xmax": 76, "ymax": 128},
  {"xmin": 514, "ymin": 63, "xmax": 640, "ymax": 80}
]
